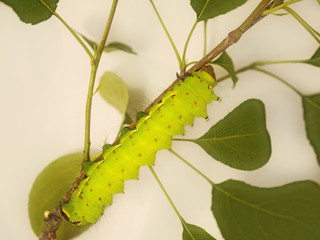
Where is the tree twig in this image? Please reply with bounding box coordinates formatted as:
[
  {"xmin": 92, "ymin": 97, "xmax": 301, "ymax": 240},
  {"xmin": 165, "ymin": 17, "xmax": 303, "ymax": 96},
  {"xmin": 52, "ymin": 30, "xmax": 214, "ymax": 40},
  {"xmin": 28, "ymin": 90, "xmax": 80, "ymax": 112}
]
[
  {"xmin": 145, "ymin": 0, "xmax": 283, "ymax": 113},
  {"xmin": 188, "ymin": 0, "xmax": 283, "ymax": 73}
]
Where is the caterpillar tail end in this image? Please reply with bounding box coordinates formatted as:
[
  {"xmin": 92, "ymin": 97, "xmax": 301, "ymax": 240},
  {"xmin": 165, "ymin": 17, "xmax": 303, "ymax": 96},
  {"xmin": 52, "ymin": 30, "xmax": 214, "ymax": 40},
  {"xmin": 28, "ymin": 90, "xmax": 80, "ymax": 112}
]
[{"xmin": 60, "ymin": 206, "xmax": 81, "ymax": 226}]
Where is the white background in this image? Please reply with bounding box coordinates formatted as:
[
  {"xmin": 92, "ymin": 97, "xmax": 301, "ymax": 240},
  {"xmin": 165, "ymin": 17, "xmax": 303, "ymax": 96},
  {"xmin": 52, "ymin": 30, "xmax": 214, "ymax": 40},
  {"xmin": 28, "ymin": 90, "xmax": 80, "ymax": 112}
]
[{"xmin": 0, "ymin": 0, "xmax": 320, "ymax": 239}]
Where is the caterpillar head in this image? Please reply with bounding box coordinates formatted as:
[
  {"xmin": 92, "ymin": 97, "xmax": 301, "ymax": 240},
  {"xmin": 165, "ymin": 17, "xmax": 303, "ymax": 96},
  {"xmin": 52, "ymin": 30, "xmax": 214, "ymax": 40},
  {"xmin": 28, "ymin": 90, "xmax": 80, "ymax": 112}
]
[{"xmin": 193, "ymin": 65, "xmax": 217, "ymax": 89}]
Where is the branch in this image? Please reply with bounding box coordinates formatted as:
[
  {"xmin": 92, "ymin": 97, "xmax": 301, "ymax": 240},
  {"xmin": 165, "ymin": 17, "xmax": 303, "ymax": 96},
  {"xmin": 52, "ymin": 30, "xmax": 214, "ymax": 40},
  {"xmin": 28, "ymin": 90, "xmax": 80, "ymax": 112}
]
[{"xmin": 188, "ymin": 0, "xmax": 284, "ymax": 73}]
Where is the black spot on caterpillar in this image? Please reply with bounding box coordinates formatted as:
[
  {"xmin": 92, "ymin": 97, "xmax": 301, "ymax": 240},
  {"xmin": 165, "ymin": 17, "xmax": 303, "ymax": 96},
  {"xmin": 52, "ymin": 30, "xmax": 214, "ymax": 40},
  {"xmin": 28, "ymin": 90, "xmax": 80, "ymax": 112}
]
[{"xmin": 61, "ymin": 66, "xmax": 221, "ymax": 225}]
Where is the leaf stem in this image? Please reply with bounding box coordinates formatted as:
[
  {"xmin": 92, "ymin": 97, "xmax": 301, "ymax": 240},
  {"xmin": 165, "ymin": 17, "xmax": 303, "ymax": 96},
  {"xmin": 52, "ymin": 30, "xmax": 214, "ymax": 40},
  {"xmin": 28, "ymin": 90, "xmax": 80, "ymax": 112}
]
[
  {"xmin": 216, "ymin": 56, "xmax": 311, "ymax": 83},
  {"xmin": 252, "ymin": 66, "xmax": 304, "ymax": 96},
  {"xmin": 283, "ymin": 6, "xmax": 320, "ymax": 44},
  {"xmin": 254, "ymin": 59, "xmax": 309, "ymax": 66},
  {"xmin": 39, "ymin": 0, "xmax": 94, "ymax": 60},
  {"xmin": 149, "ymin": 0, "xmax": 182, "ymax": 68},
  {"xmin": 188, "ymin": 0, "xmax": 277, "ymax": 73},
  {"xmin": 148, "ymin": 165, "xmax": 184, "ymax": 221},
  {"xmin": 148, "ymin": 165, "xmax": 197, "ymax": 239},
  {"xmin": 181, "ymin": 0, "xmax": 210, "ymax": 71},
  {"xmin": 169, "ymin": 149, "xmax": 214, "ymax": 185},
  {"xmin": 261, "ymin": 0, "xmax": 302, "ymax": 16},
  {"xmin": 213, "ymin": 60, "xmax": 305, "ymax": 96},
  {"xmin": 216, "ymin": 63, "xmax": 255, "ymax": 82},
  {"xmin": 83, "ymin": 0, "xmax": 118, "ymax": 161},
  {"xmin": 148, "ymin": 165, "xmax": 198, "ymax": 239}
]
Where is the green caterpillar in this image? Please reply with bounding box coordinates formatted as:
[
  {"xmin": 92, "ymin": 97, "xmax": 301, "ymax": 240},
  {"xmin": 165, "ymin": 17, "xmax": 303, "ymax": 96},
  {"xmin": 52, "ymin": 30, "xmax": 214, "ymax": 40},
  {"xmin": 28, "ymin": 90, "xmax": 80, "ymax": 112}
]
[{"xmin": 61, "ymin": 66, "xmax": 221, "ymax": 225}]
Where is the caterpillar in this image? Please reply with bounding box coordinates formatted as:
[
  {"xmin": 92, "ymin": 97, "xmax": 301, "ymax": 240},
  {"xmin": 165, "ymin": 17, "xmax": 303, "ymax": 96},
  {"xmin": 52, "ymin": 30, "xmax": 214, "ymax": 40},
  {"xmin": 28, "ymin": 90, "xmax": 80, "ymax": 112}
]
[{"xmin": 60, "ymin": 65, "xmax": 221, "ymax": 225}]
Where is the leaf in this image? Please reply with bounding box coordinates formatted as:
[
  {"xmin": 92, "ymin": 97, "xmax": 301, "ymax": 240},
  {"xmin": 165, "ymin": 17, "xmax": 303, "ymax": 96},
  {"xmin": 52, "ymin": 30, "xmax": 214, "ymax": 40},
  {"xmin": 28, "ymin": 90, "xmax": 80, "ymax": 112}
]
[
  {"xmin": 188, "ymin": 99, "xmax": 271, "ymax": 170},
  {"xmin": 104, "ymin": 41, "xmax": 137, "ymax": 55},
  {"xmin": 78, "ymin": 33, "xmax": 98, "ymax": 51},
  {"xmin": 1, "ymin": 0, "xmax": 59, "ymax": 25},
  {"xmin": 213, "ymin": 51, "xmax": 238, "ymax": 85},
  {"xmin": 211, "ymin": 180, "xmax": 320, "ymax": 240},
  {"xmin": 190, "ymin": 0, "xmax": 248, "ymax": 21},
  {"xmin": 28, "ymin": 153, "xmax": 90, "ymax": 239},
  {"xmin": 98, "ymin": 72, "xmax": 129, "ymax": 116},
  {"xmin": 78, "ymin": 34, "xmax": 136, "ymax": 55},
  {"xmin": 304, "ymin": 47, "xmax": 320, "ymax": 67},
  {"xmin": 302, "ymin": 94, "xmax": 320, "ymax": 165},
  {"xmin": 182, "ymin": 222, "xmax": 217, "ymax": 240}
]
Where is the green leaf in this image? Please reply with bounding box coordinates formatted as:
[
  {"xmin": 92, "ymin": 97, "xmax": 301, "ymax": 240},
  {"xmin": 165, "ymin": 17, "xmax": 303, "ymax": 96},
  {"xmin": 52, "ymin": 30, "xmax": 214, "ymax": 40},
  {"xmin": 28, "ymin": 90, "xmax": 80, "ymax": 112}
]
[
  {"xmin": 211, "ymin": 180, "xmax": 320, "ymax": 240},
  {"xmin": 188, "ymin": 99, "xmax": 271, "ymax": 170},
  {"xmin": 78, "ymin": 34, "xmax": 136, "ymax": 55},
  {"xmin": 98, "ymin": 72, "xmax": 129, "ymax": 116},
  {"xmin": 182, "ymin": 222, "xmax": 217, "ymax": 240},
  {"xmin": 304, "ymin": 47, "xmax": 320, "ymax": 67},
  {"xmin": 1, "ymin": 0, "xmax": 58, "ymax": 25},
  {"xmin": 104, "ymin": 41, "xmax": 137, "ymax": 55},
  {"xmin": 28, "ymin": 153, "xmax": 90, "ymax": 239},
  {"xmin": 302, "ymin": 94, "xmax": 320, "ymax": 165},
  {"xmin": 78, "ymin": 33, "xmax": 98, "ymax": 51},
  {"xmin": 213, "ymin": 51, "xmax": 238, "ymax": 85},
  {"xmin": 190, "ymin": 0, "xmax": 248, "ymax": 21}
]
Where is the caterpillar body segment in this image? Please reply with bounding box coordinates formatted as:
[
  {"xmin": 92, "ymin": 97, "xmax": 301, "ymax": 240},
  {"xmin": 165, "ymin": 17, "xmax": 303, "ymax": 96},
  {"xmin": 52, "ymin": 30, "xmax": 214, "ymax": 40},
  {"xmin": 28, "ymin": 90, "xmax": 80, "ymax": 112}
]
[{"xmin": 61, "ymin": 66, "xmax": 220, "ymax": 225}]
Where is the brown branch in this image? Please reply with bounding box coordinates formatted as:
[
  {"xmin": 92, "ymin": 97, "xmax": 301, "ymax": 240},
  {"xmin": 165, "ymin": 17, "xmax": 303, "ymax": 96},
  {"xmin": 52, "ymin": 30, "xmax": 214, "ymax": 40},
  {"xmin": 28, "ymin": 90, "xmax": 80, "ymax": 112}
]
[
  {"xmin": 38, "ymin": 0, "xmax": 284, "ymax": 239},
  {"xmin": 188, "ymin": 0, "xmax": 284, "ymax": 73}
]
